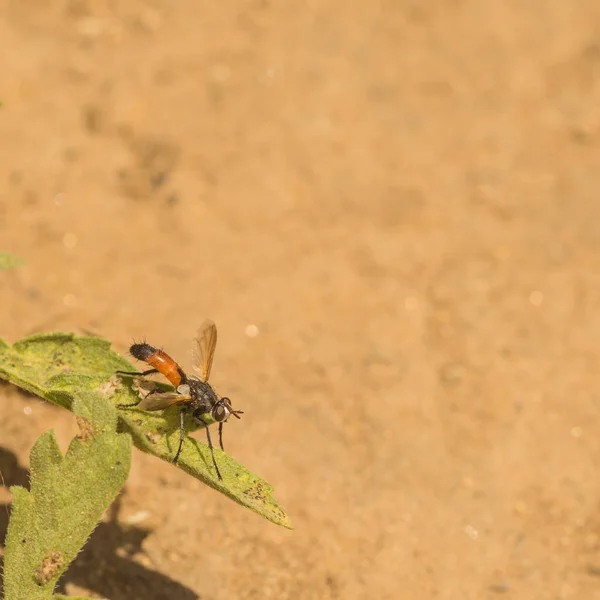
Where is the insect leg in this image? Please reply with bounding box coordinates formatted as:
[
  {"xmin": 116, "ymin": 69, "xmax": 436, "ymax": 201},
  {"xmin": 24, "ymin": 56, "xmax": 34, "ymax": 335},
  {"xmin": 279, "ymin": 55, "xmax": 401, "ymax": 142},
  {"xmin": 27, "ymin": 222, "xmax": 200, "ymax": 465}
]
[
  {"xmin": 172, "ymin": 407, "xmax": 187, "ymax": 464},
  {"xmin": 193, "ymin": 411, "xmax": 222, "ymax": 480},
  {"xmin": 116, "ymin": 369, "xmax": 159, "ymax": 377},
  {"xmin": 116, "ymin": 387, "xmax": 161, "ymax": 409},
  {"xmin": 219, "ymin": 422, "xmax": 225, "ymax": 451},
  {"xmin": 116, "ymin": 400, "xmax": 141, "ymax": 408}
]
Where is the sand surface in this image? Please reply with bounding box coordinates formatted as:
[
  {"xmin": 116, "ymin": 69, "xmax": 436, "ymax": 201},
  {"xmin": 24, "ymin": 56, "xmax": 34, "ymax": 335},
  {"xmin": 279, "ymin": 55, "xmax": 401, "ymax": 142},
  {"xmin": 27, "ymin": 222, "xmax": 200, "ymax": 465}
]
[{"xmin": 2, "ymin": 2, "xmax": 600, "ymax": 598}]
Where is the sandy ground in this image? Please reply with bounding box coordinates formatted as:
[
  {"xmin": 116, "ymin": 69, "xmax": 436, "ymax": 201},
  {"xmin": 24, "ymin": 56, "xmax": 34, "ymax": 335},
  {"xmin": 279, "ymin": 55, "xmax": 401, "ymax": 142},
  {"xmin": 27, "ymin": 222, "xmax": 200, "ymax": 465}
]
[{"xmin": 2, "ymin": 1, "xmax": 600, "ymax": 599}]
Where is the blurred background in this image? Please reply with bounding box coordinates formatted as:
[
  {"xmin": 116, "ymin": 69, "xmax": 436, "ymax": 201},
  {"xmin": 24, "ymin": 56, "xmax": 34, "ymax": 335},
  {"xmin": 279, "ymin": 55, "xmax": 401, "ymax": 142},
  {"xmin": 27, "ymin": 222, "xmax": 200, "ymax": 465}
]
[{"xmin": 2, "ymin": 1, "xmax": 600, "ymax": 598}]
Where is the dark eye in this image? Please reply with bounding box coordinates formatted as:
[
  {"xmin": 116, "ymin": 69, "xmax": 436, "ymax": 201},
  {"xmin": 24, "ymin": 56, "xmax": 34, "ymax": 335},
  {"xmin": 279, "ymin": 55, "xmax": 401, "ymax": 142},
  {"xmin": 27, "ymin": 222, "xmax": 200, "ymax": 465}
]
[{"xmin": 213, "ymin": 404, "xmax": 229, "ymax": 422}]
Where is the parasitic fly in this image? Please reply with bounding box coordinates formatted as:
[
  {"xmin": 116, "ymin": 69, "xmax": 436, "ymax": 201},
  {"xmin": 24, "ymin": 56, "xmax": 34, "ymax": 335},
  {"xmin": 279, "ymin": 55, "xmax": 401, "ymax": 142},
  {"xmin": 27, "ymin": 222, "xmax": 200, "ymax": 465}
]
[{"xmin": 116, "ymin": 319, "xmax": 243, "ymax": 480}]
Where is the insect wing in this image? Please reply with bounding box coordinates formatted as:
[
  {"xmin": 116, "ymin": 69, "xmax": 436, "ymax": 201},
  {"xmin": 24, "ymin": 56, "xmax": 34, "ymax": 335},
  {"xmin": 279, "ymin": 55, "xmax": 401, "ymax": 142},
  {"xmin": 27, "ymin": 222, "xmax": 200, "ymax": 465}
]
[
  {"xmin": 191, "ymin": 318, "xmax": 218, "ymax": 382},
  {"xmin": 137, "ymin": 391, "xmax": 190, "ymax": 411}
]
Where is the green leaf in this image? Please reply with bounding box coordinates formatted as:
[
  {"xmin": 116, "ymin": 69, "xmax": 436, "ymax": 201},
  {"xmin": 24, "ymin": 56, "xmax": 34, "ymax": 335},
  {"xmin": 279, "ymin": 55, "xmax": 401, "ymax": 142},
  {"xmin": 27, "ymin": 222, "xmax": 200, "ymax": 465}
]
[
  {"xmin": 0, "ymin": 332, "xmax": 292, "ymax": 529},
  {"xmin": 3, "ymin": 394, "xmax": 131, "ymax": 600},
  {"xmin": 0, "ymin": 252, "xmax": 25, "ymax": 270}
]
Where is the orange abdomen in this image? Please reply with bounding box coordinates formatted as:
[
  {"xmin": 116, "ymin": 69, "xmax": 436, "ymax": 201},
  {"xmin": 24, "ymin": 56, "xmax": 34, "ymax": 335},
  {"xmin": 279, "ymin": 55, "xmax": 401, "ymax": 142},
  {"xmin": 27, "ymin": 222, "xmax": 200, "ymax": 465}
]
[{"xmin": 130, "ymin": 343, "xmax": 184, "ymax": 387}]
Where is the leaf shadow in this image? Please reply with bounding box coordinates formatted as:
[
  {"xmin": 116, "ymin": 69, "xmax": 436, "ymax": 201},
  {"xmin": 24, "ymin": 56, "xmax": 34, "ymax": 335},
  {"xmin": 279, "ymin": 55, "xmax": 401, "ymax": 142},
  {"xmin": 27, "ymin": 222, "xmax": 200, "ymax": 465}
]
[{"xmin": 0, "ymin": 446, "xmax": 199, "ymax": 600}]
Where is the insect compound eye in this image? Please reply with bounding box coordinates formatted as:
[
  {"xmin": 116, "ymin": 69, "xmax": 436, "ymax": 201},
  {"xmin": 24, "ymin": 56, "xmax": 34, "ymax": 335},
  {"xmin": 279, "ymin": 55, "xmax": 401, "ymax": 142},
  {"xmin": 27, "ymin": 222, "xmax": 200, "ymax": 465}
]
[{"xmin": 213, "ymin": 402, "xmax": 231, "ymax": 422}]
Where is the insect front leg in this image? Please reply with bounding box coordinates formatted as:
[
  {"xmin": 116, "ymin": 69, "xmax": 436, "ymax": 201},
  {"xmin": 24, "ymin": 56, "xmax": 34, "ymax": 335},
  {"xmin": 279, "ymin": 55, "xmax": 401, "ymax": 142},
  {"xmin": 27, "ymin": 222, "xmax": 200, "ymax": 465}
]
[
  {"xmin": 193, "ymin": 410, "xmax": 223, "ymax": 480},
  {"xmin": 218, "ymin": 422, "xmax": 225, "ymax": 451}
]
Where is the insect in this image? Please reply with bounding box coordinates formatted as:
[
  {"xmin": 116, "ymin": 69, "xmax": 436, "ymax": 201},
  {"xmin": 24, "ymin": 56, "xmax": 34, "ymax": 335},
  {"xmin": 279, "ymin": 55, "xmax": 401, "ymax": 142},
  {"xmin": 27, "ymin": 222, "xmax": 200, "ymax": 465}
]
[{"xmin": 116, "ymin": 319, "xmax": 243, "ymax": 480}]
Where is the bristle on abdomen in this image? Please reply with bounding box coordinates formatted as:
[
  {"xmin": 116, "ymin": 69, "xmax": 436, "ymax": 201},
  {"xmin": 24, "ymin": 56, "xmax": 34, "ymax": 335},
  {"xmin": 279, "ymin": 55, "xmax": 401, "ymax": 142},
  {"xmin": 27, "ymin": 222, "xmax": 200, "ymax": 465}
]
[{"xmin": 130, "ymin": 343, "xmax": 158, "ymax": 361}]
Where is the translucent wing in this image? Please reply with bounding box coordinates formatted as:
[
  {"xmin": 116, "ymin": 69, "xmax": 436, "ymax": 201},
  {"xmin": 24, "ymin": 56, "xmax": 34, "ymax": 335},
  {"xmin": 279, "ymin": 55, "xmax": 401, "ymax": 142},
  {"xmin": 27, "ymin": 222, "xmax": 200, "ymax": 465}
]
[
  {"xmin": 137, "ymin": 391, "xmax": 191, "ymax": 411},
  {"xmin": 191, "ymin": 318, "xmax": 218, "ymax": 382}
]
